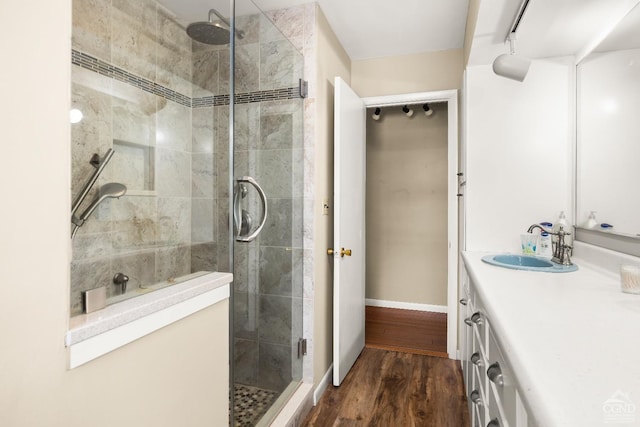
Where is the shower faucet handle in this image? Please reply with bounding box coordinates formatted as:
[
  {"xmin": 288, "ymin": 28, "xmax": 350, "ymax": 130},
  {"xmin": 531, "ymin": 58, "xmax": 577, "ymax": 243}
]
[{"xmin": 113, "ymin": 273, "xmax": 129, "ymax": 294}]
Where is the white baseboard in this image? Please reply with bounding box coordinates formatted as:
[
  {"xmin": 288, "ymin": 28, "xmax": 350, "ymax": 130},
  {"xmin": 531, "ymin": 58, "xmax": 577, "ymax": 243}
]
[
  {"xmin": 266, "ymin": 382, "xmax": 314, "ymax": 427},
  {"xmin": 313, "ymin": 364, "xmax": 333, "ymax": 405},
  {"xmin": 365, "ymin": 298, "xmax": 448, "ymax": 313}
]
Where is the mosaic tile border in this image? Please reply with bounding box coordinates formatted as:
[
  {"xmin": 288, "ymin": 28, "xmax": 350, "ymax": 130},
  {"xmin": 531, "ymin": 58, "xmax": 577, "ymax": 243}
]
[
  {"xmin": 71, "ymin": 49, "xmax": 300, "ymax": 108},
  {"xmin": 72, "ymin": 50, "xmax": 191, "ymax": 107},
  {"xmin": 234, "ymin": 87, "xmax": 299, "ymax": 106}
]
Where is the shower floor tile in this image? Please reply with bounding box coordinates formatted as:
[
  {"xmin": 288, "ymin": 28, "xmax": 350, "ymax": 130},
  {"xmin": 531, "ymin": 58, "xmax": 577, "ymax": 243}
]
[{"xmin": 234, "ymin": 384, "xmax": 278, "ymax": 427}]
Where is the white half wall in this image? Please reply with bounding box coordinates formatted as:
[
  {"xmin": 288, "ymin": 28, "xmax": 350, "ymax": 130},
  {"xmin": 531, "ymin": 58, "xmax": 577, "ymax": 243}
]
[{"xmin": 465, "ymin": 58, "xmax": 574, "ymax": 252}]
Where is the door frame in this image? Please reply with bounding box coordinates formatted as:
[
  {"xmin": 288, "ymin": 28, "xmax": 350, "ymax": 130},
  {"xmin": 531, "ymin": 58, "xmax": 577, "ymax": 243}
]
[{"xmin": 362, "ymin": 89, "xmax": 459, "ymax": 359}]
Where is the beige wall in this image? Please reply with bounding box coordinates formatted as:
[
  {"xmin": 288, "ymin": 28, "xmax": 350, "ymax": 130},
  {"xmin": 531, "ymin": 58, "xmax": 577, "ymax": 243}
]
[
  {"xmin": 351, "ymin": 49, "xmax": 464, "ymax": 97},
  {"xmin": 365, "ymin": 104, "xmax": 449, "ymax": 306},
  {"xmin": 65, "ymin": 303, "xmax": 229, "ymax": 426},
  {"xmin": 0, "ymin": 2, "xmax": 228, "ymax": 425},
  {"xmin": 312, "ymin": 5, "xmax": 351, "ymax": 384},
  {"xmin": 350, "ymin": 46, "xmax": 462, "ymax": 308}
]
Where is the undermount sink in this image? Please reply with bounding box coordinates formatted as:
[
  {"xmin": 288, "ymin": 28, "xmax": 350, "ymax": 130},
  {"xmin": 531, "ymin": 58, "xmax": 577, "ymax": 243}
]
[{"xmin": 482, "ymin": 254, "xmax": 578, "ymax": 273}]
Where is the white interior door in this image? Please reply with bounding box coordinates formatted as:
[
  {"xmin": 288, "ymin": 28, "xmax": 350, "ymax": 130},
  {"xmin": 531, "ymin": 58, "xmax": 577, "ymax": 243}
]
[{"xmin": 332, "ymin": 77, "xmax": 366, "ymax": 386}]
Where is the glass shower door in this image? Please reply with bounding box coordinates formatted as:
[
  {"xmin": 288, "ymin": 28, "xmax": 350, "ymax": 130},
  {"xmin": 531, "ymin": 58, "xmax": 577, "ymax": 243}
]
[{"xmin": 230, "ymin": 1, "xmax": 304, "ymax": 425}]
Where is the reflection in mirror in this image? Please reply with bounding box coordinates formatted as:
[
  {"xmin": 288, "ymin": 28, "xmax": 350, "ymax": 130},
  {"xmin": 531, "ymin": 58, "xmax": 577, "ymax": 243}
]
[{"xmin": 576, "ymin": 2, "xmax": 640, "ymax": 242}]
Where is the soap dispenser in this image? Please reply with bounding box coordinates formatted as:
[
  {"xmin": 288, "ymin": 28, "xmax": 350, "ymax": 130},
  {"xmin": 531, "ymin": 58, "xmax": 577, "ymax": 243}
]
[{"xmin": 584, "ymin": 211, "xmax": 597, "ymax": 229}]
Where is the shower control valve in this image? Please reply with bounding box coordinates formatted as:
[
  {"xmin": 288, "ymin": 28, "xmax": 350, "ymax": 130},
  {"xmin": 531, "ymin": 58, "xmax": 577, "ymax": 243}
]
[{"xmin": 113, "ymin": 273, "xmax": 129, "ymax": 294}]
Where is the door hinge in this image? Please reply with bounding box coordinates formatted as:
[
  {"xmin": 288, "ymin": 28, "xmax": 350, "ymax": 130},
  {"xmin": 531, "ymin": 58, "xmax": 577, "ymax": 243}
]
[
  {"xmin": 457, "ymin": 171, "xmax": 466, "ymax": 197},
  {"xmin": 297, "ymin": 338, "xmax": 307, "ymax": 358},
  {"xmin": 299, "ymin": 79, "xmax": 308, "ymax": 98}
]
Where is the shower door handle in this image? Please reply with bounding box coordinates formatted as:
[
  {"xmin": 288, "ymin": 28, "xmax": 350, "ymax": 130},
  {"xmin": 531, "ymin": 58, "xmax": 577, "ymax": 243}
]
[{"xmin": 234, "ymin": 176, "xmax": 268, "ymax": 242}]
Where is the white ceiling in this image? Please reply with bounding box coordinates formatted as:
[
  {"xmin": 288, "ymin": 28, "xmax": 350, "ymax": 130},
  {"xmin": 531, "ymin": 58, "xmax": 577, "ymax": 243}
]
[
  {"xmin": 158, "ymin": 0, "xmax": 640, "ymax": 63},
  {"xmin": 255, "ymin": 0, "xmax": 470, "ymax": 60},
  {"xmin": 468, "ymin": 0, "xmax": 640, "ymax": 65},
  {"xmin": 158, "ymin": 0, "xmax": 470, "ymax": 61}
]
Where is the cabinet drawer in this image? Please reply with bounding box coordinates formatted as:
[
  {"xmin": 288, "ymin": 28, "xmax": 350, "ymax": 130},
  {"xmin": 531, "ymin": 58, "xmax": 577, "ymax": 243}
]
[
  {"xmin": 465, "ymin": 306, "xmax": 487, "ymax": 355},
  {"xmin": 472, "ymin": 296, "xmax": 488, "ymax": 351},
  {"xmin": 487, "ymin": 330, "xmax": 517, "ymax": 426},
  {"xmin": 487, "ymin": 385, "xmax": 508, "ymax": 427},
  {"xmin": 473, "ymin": 404, "xmax": 483, "ymax": 427},
  {"xmin": 460, "ymin": 299, "xmax": 472, "ymax": 392},
  {"xmin": 470, "ymin": 366, "xmax": 487, "ymax": 427},
  {"xmin": 472, "ymin": 322, "xmax": 488, "ymax": 364}
]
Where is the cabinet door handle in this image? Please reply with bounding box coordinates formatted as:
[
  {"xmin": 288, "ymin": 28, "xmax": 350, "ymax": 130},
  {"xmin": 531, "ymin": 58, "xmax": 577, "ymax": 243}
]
[
  {"xmin": 471, "ymin": 312, "xmax": 483, "ymax": 325},
  {"xmin": 464, "ymin": 312, "xmax": 483, "ymax": 327},
  {"xmin": 487, "ymin": 362, "xmax": 504, "ymax": 386},
  {"xmin": 487, "ymin": 419, "xmax": 501, "ymax": 427},
  {"xmin": 471, "ymin": 352, "xmax": 483, "ymax": 367},
  {"xmin": 469, "ymin": 390, "xmax": 482, "ymax": 405},
  {"xmin": 459, "ymin": 298, "xmax": 468, "ymax": 306}
]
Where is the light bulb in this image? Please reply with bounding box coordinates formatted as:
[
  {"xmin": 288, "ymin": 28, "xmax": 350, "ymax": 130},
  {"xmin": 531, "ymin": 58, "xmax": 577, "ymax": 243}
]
[
  {"xmin": 69, "ymin": 109, "xmax": 83, "ymax": 124},
  {"xmin": 402, "ymin": 105, "xmax": 413, "ymax": 117}
]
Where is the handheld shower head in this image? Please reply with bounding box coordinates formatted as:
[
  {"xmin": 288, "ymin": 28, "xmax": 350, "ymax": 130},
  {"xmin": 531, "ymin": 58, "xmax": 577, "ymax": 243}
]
[
  {"xmin": 72, "ymin": 183, "xmax": 127, "ymax": 239},
  {"xmin": 80, "ymin": 183, "xmax": 127, "ymax": 221}
]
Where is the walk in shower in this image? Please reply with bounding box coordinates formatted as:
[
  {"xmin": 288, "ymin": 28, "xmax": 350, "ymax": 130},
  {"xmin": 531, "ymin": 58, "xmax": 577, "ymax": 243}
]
[{"xmin": 70, "ymin": 0, "xmax": 304, "ymax": 424}]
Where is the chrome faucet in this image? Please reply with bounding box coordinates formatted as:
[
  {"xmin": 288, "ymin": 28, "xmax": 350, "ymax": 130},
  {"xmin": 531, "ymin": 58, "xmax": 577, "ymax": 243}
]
[
  {"xmin": 527, "ymin": 224, "xmax": 547, "ymax": 234},
  {"xmin": 551, "ymin": 225, "xmax": 573, "ymax": 266},
  {"xmin": 525, "ymin": 223, "xmax": 573, "ymax": 265}
]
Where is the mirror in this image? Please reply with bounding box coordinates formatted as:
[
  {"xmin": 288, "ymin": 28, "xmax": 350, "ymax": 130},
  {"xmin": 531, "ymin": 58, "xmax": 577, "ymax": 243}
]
[{"xmin": 576, "ymin": 2, "xmax": 640, "ymax": 243}]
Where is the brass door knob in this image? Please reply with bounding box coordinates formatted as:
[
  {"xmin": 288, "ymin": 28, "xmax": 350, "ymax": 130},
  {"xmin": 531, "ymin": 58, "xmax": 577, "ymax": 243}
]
[{"xmin": 327, "ymin": 248, "xmax": 353, "ymax": 257}]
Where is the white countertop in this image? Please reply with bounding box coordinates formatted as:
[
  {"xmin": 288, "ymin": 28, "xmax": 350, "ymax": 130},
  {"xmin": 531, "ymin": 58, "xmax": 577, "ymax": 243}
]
[{"xmin": 462, "ymin": 251, "xmax": 640, "ymax": 427}]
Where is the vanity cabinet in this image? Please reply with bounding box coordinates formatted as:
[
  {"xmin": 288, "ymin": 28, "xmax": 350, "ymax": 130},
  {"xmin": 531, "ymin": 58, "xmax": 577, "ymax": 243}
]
[{"xmin": 460, "ymin": 267, "xmax": 534, "ymax": 427}]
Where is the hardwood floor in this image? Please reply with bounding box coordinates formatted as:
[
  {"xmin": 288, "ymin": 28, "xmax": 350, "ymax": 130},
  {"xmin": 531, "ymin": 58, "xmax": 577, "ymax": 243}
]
[
  {"xmin": 302, "ymin": 348, "xmax": 470, "ymax": 427},
  {"xmin": 365, "ymin": 306, "xmax": 448, "ymax": 357}
]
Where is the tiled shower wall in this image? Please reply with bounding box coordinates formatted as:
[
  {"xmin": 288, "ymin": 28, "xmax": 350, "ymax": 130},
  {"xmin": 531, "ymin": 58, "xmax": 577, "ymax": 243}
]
[
  {"xmin": 70, "ymin": 0, "xmax": 307, "ymax": 394},
  {"xmin": 71, "ymin": 0, "xmax": 199, "ymax": 316}
]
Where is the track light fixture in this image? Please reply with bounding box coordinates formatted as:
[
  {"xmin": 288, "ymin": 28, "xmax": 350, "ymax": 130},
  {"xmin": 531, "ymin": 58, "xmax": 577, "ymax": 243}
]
[
  {"xmin": 422, "ymin": 104, "xmax": 433, "ymax": 117},
  {"xmin": 493, "ymin": 33, "xmax": 530, "ymax": 82},
  {"xmin": 402, "ymin": 105, "xmax": 414, "ymax": 117},
  {"xmin": 372, "ymin": 107, "xmax": 381, "ymax": 121},
  {"xmin": 492, "ymin": 0, "xmax": 531, "ymax": 82}
]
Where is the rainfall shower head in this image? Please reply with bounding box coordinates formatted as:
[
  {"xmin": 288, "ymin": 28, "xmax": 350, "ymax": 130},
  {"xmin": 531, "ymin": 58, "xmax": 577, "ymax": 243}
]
[
  {"xmin": 187, "ymin": 22, "xmax": 230, "ymax": 45},
  {"xmin": 186, "ymin": 9, "xmax": 244, "ymax": 45}
]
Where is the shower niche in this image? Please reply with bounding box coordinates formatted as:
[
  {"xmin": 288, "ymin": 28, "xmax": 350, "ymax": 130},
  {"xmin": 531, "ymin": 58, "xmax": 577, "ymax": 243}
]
[{"xmin": 111, "ymin": 139, "xmax": 156, "ymax": 195}]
